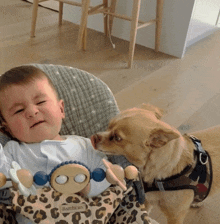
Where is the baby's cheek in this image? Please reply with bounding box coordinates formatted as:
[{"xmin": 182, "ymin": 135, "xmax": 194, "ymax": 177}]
[{"xmin": 10, "ymin": 121, "xmax": 27, "ymax": 140}]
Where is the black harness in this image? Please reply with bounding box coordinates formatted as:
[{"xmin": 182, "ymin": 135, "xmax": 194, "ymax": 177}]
[{"xmin": 143, "ymin": 136, "xmax": 213, "ymax": 203}]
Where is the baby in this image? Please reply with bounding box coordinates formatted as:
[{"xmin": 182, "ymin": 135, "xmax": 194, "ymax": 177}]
[{"xmin": 0, "ymin": 65, "xmax": 111, "ymax": 223}]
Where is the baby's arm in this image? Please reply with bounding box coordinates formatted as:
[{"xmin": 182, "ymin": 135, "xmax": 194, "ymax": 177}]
[
  {"xmin": 0, "ymin": 143, "xmax": 13, "ymax": 179},
  {"xmin": 0, "ymin": 143, "xmax": 14, "ymax": 205}
]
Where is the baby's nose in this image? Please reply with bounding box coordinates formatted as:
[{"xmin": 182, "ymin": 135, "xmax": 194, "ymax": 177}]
[{"xmin": 26, "ymin": 105, "xmax": 39, "ymax": 118}]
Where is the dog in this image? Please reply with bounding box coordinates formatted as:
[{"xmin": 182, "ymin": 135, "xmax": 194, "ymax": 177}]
[{"xmin": 91, "ymin": 104, "xmax": 220, "ymax": 224}]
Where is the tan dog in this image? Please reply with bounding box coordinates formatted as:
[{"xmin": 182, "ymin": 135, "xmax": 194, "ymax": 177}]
[{"xmin": 91, "ymin": 104, "xmax": 220, "ymax": 224}]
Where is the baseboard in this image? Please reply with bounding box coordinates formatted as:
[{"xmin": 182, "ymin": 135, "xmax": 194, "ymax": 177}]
[{"xmin": 24, "ymin": 0, "xmax": 59, "ymax": 11}]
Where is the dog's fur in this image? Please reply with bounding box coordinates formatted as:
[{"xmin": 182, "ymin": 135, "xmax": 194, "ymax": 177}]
[{"xmin": 91, "ymin": 104, "xmax": 220, "ymax": 224}]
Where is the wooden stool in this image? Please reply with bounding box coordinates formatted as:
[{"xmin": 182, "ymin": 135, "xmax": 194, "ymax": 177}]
[
  {"xmin": 78, "ymin": 0, "xmax": 164, "ymax": 68},
  {"xmin": 75, "ymin": 0, "xmax": 164, "ymax": 68},
  {"xmin": 31, "ymin": 0, "xmax": 164, "ymax": 68},
  {"xmin": 98, "ymin": 0, "xmax": 164, "ymax": 68},
  {"xmin": 31, "ymin": 0, "xmax": 112, "ymax": 50},
  {"xmin": 76, "ymin": 0, "xmax": 116, "ymax": 51}
]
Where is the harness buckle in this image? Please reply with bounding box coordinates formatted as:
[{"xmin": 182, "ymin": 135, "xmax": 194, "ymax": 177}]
[
  {"xmin": 199, "ymin": 153, "xmax": 208, "ymax": 165},
  {"xmin": 156, "ymin": 181, "xmax": 165, "ymax": 191},
  {"xmin": 190, "ymin": 135, "xmax": 208, "ymax": 165}
]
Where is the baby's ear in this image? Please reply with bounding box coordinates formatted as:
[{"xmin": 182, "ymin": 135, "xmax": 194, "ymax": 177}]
[
  {"xmin": 141, "ymin": 103, "xmax": 164, "ymax": 119},
  {"xmin": 147, "ymin": 128, "xmax": 180, "ymax": 148},
  {"xmin": 1, "ymin": 121, "xmax": 9, "ymax": 132},
  {"xmin": 0, "ymin": 122, "xmax": 13, "ymax": 138},
  {"xmin": 59, "ymin": 100, "xmax": 65, "ymax": 118}
]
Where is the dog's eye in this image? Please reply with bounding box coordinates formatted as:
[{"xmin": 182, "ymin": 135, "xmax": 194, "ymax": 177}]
[
  {"xmin": 114, "ymin": 134, "xmax": 122, "ymax": 142},
  {"xmin": 109, "ymin": 134, "xmax": 122, "ymax": 142},
  {"xmin": 109, "ymin": 135, "xmax": 114, "ymax": 141}
]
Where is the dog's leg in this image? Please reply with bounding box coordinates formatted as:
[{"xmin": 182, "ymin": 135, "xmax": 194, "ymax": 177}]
[
  {"xmin": 158, "ymin": 190, "xmax": 194, "ymax": 224},
  {"xmin": 163, "ymin": 209, "xmax": 188, "ymax": 224},
  {"xmin": 144, "ymin": 200, "xmax": 153, "ymax": 214},
  {"xmin": 159, "ymin": 204, "xmax": 190, "ymax": 224}
]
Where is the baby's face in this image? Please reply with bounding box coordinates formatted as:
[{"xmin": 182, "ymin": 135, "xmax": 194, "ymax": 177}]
[{"xmin": 0, "ymin": 77, "xmax": 65, "ymax": 143}]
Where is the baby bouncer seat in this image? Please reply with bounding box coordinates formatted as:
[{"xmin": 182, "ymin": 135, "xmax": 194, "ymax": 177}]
[{"xmin": 0, "ymin": 64, "xmax": 151, "ymax": 224}]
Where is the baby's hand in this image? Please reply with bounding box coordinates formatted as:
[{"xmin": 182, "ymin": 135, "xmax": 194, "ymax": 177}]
[
  {"xmin": 102, "ymin": 159, "xmax": 127, "ymax": 191},
  {"xmin": 0, "ymin": 173, "xmax": 7, "ymax": 188},
  {"xmin": 9, "ymin": 161, "xmax": 36, "ymax": 197},
  {"xmin": 102, "ymin": 159, "xmax": 139, "ymax": 191}
]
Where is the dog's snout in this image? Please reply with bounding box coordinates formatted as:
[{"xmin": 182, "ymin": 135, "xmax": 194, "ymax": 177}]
[{"xmin": 91, "ymin": 134, "xmax": 102, "ymax": 149}]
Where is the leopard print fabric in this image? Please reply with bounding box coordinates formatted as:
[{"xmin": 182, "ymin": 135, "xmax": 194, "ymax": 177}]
[
  {"xmin": 108, "ymin": 189, "xmax": 152, "ymax": 224},
  {"xmin": 0, "ymin": 204, "xmax": 17, "ymax": 224},
  {"xmin": 1, "ymin": 186, "xmax": 151, "ymax": 224}
]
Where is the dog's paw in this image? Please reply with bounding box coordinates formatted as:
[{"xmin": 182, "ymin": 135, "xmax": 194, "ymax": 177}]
[
  {"xmin": 144, "ymin": 201, "xmax": 153, "ymax": 213},
  {"xmin": 190, "ymin": 202, "xmax": 203, "ymax": 208}
]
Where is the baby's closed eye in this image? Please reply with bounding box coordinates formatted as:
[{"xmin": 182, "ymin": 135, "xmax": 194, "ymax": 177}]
[
  {"xmin": 14, "ymin": 108, "xmax": 24, "ymax": 114},
  {"xmin": 37, "ymin": 101, "xmax": 46, "ymax": 105}
]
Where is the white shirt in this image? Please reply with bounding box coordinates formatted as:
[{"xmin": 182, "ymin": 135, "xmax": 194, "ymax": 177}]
[
  {"xmin": 0, "ymin": 135, "xmax": 110, "ymax": 196},
  {"xmin": 0, "ymin": 135, "xmax": 111, "ymax": 224}
]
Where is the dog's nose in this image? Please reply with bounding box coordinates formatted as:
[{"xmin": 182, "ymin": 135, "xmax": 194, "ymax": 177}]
[{"xmin": 91, "ymin": 134, "xmax": 102, "ymax": 149}]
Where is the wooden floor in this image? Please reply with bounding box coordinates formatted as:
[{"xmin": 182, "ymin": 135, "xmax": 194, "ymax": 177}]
[
  {"xmin": 1, "ymin": 0, "xmax": 220, "ymax": 223},
  {"xmin": 0, "ymin": 0, "xmax": 175, "ymax": 95}
]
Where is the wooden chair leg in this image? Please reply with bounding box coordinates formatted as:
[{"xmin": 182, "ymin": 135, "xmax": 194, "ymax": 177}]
[
  {"xmin": 31, "ymin": 0, "xmax": 39, "ymax": 37},
  {"xmin": 59, "ymin": 1, "xmax": 64, "ymax": 26},
  {"xmin": 83, "ymin": 22, "xmax": 87, "ymax": 50},
  {"xmin": 77, "ymin": 0, "xmax": 90, "ymax": 50},
  {"xmin": 103, "ymin": 0, "xmax": 108, "ymax": 36},
  {"xmin": 108, "ymin": 0, "xmax": 117, "ymax": 35},
  {"xmin": 128, "ymin": 0, "xmax": 141, "ymax": 68},
  {"xmin": 155, "ymin": 0, "xmax": 164, "ymax": 52}
]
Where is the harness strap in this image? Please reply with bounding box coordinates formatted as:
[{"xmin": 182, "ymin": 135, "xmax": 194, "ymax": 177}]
[
  {"xmin": 143, "ymin": 136, "xmax": 213, "ymax": 203},
  {"xmin": 189, "ymin": 136, "xmax": 208, "ymax": 184},
  {"xmin": 190, "ymin": 136, "xmax": 208, "ymax": 165},
  {"xmin": 143, "ymin": 165, "xmax": 193, "ymax": 192}
]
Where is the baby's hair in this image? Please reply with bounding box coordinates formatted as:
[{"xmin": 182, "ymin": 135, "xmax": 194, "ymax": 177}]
[
  {"xmin": 0, "ymin": 65, "xmax": 59, "ymax": 133},
  {"xmin": 0, "ymin": 65, "xmax": 58, "ymax": 98}
]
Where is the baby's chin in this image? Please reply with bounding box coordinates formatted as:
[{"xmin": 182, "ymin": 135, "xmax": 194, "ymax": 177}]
[{"xmin": 20, "ymin": 134, "xmax": 63, "ymax": 143}]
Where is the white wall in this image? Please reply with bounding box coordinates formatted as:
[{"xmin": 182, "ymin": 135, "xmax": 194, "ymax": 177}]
[
  {"xmin": 27, "ymin": 0, "xmax": 59, "ymax": 11},
  {"xmin": 160, "ymin": 0, "xmax": 195, "ymax": 58},
  {"xmin": 186, "ymin": 0, "xmax": 220, "ymax": 48},
  {"xmin": 63, "ymin": 0, "xmax": 219, "ymax": 58}
]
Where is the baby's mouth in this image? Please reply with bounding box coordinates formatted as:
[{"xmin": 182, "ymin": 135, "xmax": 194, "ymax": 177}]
[{"xmin": 30, "ymin": 121, "xmax": 45, "ymax": 128}]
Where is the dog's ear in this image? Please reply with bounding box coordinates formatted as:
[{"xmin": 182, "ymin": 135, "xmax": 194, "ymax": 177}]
[
  {"xmin": 147, "ymin": 129, "xmax": 180, "ymax": 148},
  {"xmin": 141, "ymin": 103, "xmax": 164, "ymax": 119}
]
